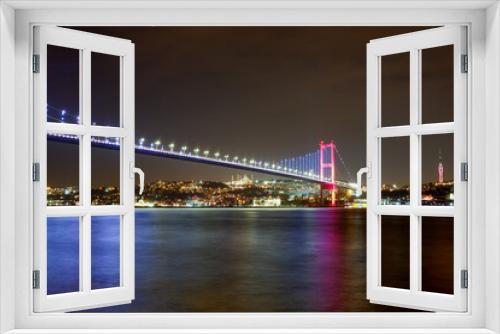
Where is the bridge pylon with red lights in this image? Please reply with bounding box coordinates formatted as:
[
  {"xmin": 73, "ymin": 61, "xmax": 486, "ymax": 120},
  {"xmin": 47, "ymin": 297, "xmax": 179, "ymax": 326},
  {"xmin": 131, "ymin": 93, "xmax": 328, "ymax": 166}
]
[{"xmin": 319, "ymin": 140, "xmax": 336, "ymax": 206}]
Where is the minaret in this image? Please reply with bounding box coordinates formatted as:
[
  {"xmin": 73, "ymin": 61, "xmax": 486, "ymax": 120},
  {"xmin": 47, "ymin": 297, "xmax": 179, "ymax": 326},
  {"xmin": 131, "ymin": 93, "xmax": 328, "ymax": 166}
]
[{"xmin": 437, "ymin": 149, "xmax": 444, "ymax": 184}]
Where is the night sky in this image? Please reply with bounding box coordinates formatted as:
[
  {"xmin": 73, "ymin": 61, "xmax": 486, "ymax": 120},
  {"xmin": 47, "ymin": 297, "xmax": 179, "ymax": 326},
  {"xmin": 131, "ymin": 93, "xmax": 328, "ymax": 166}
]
[{"xmin": 47, "ymin": 26, "xmax": 454, "ymax": 187}]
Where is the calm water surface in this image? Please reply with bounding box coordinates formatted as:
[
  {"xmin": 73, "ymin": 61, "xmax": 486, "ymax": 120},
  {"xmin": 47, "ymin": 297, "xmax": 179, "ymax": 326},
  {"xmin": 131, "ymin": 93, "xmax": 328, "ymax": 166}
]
[{"xmin": 50, "ymin": 208, "xmax": 414, "ymax": 312}]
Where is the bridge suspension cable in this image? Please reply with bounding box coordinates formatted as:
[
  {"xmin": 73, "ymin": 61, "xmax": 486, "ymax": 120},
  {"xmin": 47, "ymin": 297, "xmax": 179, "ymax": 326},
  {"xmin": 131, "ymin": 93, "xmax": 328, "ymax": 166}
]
[{"xmin": 334, "ymin": 145, "xmax": 355, "ymax": 183}]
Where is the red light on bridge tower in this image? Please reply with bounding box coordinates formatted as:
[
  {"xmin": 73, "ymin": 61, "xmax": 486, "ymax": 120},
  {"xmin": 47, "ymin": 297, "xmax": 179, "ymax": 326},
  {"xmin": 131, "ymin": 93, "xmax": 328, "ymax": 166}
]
[{"xmin": 320, "ymin": 140, "xmax": 336, "ymax": 206}]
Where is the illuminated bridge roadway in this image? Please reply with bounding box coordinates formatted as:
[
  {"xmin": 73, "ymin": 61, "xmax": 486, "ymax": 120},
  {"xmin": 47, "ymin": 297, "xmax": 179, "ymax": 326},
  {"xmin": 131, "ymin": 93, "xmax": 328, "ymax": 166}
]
[{"xmin": 48, "ymin": 133, "xmax": 356, "ymax": 204}]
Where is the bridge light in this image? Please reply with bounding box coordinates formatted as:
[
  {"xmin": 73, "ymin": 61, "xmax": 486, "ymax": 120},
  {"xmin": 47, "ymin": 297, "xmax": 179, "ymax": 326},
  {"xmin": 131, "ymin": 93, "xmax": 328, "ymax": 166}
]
[
  {"xmin": 181, "ymin": 145, "xmax": 188, "ymax": 153},
  {"xmin": 276, "ymin": 165, "xmax": 281, "ymax": 170},
  {"xmin": 194, "ymin": 147, "xmax": 200, "ymax": 155},
  {"xmin": 233, "ymin": 156, "xmax": 239, "ymax": 161},
  {"xmin": 271, "ymin": 164, "xmax": 275, "ymax": 169},
  {"xmin": 224, "ymin": 154, "xmax": 229, "ymax": 160},
  {"xmin": 139, "ymin": 138, "xmax": 145, "ymax": 146},
  {"xmin": 203, "ymin": 150, "xmax": 209, "ymax": 157},
  {"xmin": 168, "ymin": 143, "xmax": 175, "ymax": 151},
  {"xmin": 242, "ymin": 158, "xmax": 247, "ymax": 164},
  {"xmin": 264, "ymin": 162, "xmax": 269, "ymax": 168},
  {"xmin": 250, "ymin": 159, "xmax": 255, "ymax": 164},
  {"xmin": 154, "ymin": 140, "xmax": 161, "ymax": 150},
  {"xmin": 214, "ymin": 152, "xmax": 220, "ymax": 158}
]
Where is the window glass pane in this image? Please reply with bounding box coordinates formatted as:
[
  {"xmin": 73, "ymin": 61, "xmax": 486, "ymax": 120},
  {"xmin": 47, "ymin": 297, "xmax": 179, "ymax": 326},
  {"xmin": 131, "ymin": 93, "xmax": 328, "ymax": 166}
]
[
  {"xmin": 91, "ymin": 216, "xmax": 121, "ymax": 290},
  {"xmin": 421, "ymin": 216, "xmax": 454, "ymax": 294},
  {"xmin": 91, "ymin": 137, "xmax": 121, "ymax": 205},
  {"xmin": 421, "ymin": 45, "xmax": 454, "ymax": 124},
  {"xmin": 91, "ymin": 52, "xmax": 120, "ymax": 127},
  {"xmin": 47, "ymin": 45, "xmax": 80, "ymax": 124},
  {"xmin": 47, "ymin": 134, "xmax": 80, "ymax": 206},
  {"xmin": 381, "ymin": 52, "xmax": 410, "ymax": 127},
  {"xmin": 421, "ymin": 134, "xmax": 454, "ymax": 206},
  {"xmin": 47, "ymin": 217, "xmax": 80, "ymax": 295},
  {"xmin": 381, "ymin": 215, "xmax": 410, "ymax": 289},
  {"xmin": 381, "ymin": 137, "xmax": 410, "ymax": 205}
]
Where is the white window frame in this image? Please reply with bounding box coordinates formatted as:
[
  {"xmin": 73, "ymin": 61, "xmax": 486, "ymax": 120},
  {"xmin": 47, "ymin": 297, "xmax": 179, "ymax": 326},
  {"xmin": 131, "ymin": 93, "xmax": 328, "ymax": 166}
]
[
  {"xmin": 0, "ymin": 1, "xmax": 499, "ymax": 333},
  {"xmin": 366, "ymin": 26, "xmax": 468, "ymax": 312},
  {"xmin": 32, "ymin": 26, "xmax": 136, "ymax": 312}
]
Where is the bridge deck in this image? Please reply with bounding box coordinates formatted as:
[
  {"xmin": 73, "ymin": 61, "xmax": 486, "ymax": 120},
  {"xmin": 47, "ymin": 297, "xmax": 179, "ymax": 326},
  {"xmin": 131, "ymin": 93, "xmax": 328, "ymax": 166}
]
[{"xmin": 48, "ymin": 134, "xmax": 355, "ymax": 189}]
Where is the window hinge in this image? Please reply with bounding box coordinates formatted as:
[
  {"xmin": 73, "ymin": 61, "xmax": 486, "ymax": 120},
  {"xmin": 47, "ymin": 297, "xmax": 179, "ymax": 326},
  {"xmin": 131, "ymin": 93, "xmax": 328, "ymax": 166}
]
[
  {"xmin": 32, "ymin": 54, "xmax": 40, "ymax": 73},
  {"xmin": 461, "ymin": 162, "xmax": 468, "ymax": 182},
  {"xmin": 461, "ymin": 269, "xmax": 468, "ymax": 289},
  {"xmin": 461, "ymin": 54, "xmax": 468, "ymax": 73},
  {"xmin": 32, "ymin": 270, "xmax": 40, "ymax": 289},
  {"xmin": 33, "ymin": 163, "xmax": 40, "ymax": 182}
]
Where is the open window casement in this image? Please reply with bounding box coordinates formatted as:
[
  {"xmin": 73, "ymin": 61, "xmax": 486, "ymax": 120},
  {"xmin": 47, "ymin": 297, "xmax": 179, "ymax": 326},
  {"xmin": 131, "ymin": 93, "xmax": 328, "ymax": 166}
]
[
  {"xmin": 33, "ymin": 26, "xmax": 136, "ymax": 312},
  {"xmin": 365, "ymin": 26, "xmax": 467, "ymax": 312}
]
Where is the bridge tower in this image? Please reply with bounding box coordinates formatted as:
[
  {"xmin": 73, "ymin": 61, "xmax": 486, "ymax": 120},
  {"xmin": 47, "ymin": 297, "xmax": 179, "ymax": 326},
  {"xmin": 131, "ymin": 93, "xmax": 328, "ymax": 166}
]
[
  {"xmin": 319, "ymin": 140, "xmax": 336, "ymax": 206},
  {"xmin": 437, "ymin": 149, "xmax": 444, "ymax": 183}
]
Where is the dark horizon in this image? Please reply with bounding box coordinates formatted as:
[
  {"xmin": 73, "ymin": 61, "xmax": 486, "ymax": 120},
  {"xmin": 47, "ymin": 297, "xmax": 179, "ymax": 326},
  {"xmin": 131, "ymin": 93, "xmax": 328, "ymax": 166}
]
[{"xmin": 47, "ymin": 26, "xmax": 454, "ymax": 187}]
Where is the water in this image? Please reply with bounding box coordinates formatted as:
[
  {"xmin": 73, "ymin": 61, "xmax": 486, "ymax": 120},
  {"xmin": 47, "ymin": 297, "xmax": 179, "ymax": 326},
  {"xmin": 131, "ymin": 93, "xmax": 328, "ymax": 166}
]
[{"xmin": 49, "ymin": 208, "xmax": 412, "ymax": 312}]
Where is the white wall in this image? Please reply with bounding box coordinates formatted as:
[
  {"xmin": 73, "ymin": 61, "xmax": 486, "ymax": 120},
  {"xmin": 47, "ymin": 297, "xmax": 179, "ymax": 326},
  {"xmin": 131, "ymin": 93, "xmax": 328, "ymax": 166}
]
[
  {"xmin": 0, "ymin": 2, "xmax": 16, "ymax": 333},
  {"xmin": 485, "ymin": 2, "xmax": 500, "ymax": 333}
]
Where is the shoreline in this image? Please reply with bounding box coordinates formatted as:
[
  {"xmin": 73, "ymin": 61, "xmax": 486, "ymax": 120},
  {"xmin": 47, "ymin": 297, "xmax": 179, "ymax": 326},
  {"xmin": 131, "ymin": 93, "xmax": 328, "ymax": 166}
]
[{"xmin": 134, "ymin": 206, "xmax": 367, "ymax": 210}]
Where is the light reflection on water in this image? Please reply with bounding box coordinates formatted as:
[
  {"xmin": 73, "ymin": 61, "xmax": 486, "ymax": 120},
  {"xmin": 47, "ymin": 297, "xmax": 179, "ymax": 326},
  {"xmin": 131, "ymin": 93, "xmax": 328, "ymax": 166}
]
[{"xmin": 48, "ymin": 208, "xmax": 410, "ymax": 312}]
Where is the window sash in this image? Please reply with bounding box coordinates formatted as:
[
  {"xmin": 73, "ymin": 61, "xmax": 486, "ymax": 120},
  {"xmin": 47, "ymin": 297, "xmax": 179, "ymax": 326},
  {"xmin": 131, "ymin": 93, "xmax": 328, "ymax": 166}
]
[
  {"xmin": 33, "ymin": 26, "xmax": 135, "ymax": 313},
  {"xmin": 366, "ymin": 26, "xmax": 468, "ymax": 312}
]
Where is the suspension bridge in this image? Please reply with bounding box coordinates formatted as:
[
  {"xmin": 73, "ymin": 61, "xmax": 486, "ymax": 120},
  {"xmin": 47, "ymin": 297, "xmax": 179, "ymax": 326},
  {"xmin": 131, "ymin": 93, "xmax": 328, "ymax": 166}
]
[{"xmin": 47, "ymin": 106, "xmax": 357, "ymax": 205}]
